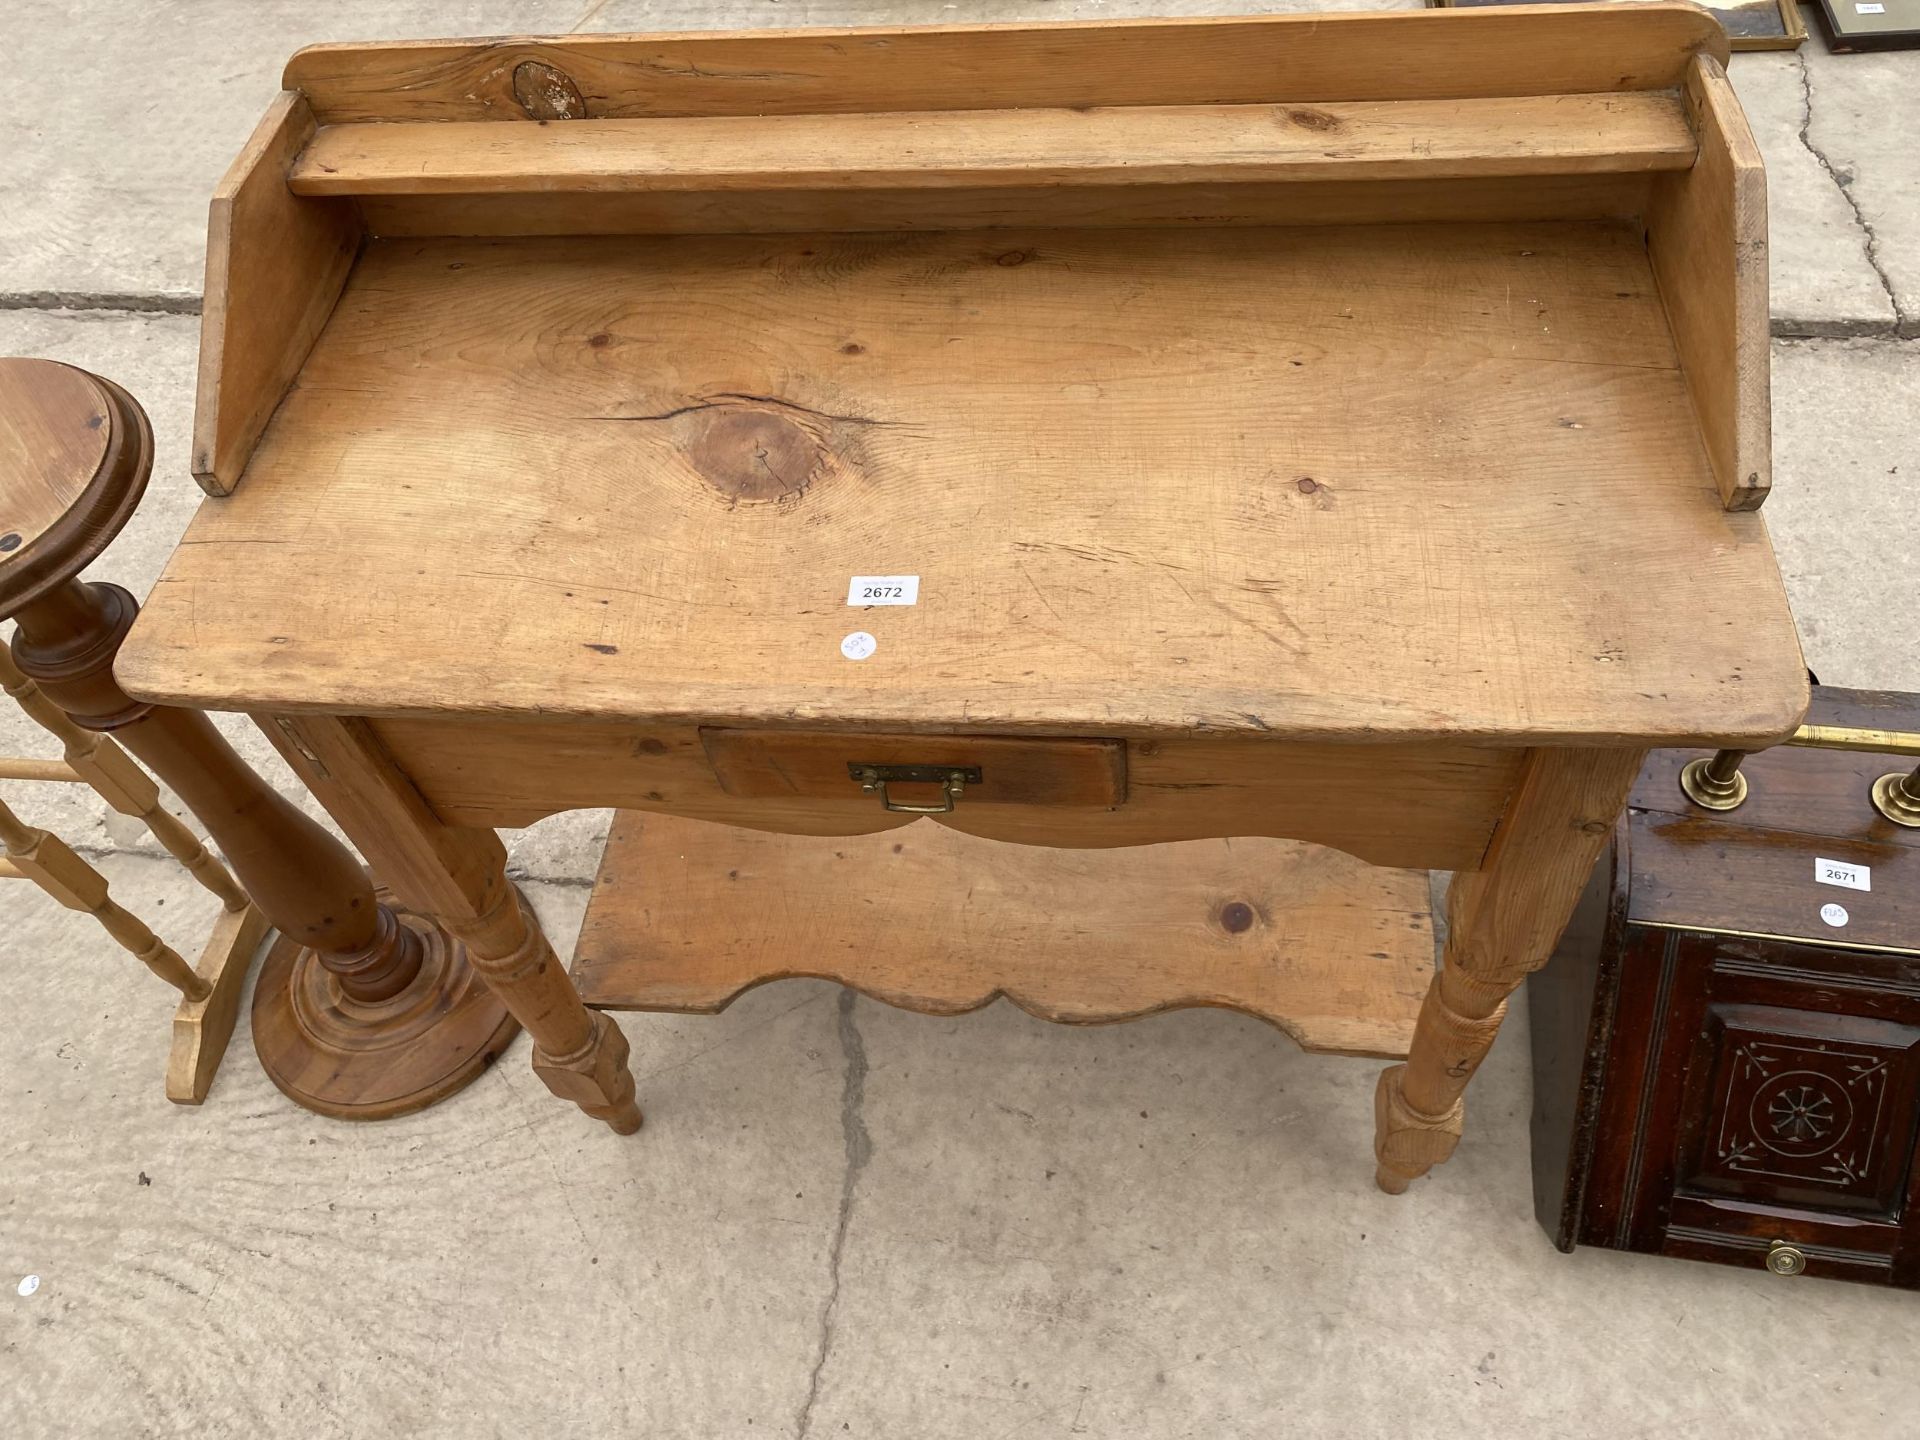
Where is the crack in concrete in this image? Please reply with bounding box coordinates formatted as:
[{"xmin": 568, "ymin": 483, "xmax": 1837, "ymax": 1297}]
[
  {"xmin": 0, "ymin": 290, "xmax": 200, "ymax": 315},
  {"xmin": 1794, "ymin": 52, "xmax": 1912, "ymax": 338},
  {"xmin": 795, "ymin": 989, "xmax": 871, "ymax": 1440},
  {"xmin": 1772, "ymin": 317, "xmax": 1920, "ymax": 341}
]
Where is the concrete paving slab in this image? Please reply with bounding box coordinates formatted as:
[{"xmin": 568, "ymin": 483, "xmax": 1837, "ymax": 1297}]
[
  {"xmin": 2, "ymin": 852, "xmax": 851, "ymax": 1437},
  {"xmin": 1730, "ymin": 47, "xmax": 1901, "ymax": 336},
  {"xmin": 1791, "ymin": 37, "xmax": 1920, "ymax": 335},
  {"xmin": 8, "ymin": 851, "xmax": 1919, "ymax": 1438},
  {"xmin": 803, "ymin": 995, "xmax": 1917, "ymax": 1438},
  {"xmin": 1769, "ymin": 336, "xmax": 1920, "ymax": 690},
  {"xmin": 0, "ymin": 0, "xmax": 1409, "ymax": 306}
]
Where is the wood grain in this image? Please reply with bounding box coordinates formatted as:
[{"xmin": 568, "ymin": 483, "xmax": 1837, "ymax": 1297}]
[
  {"xmin": 0, "ymin": 363, "xmax": 152, "ymax": 616},
  {"xmin": 291, "ymin": 94, "xmax": 1696, "ymax": 198},
  {"xmin": 283, "ymin": 7, "xmax": 1727, "ymax": 123},
  {"xmin": 1375, "ymin": 745, "xmax": 1645, "ymax": 1191},
  {"xmin": 1626, "ymin": 810, "xmax": 1919, "ymax": 954},
  {"xmin": 193, "ymin": 93, "xmax": 361, "ymax": 497},
  {"xmin": 1627, "ymin": 689, "xmax": 1920, "ymax": 951},
  {"xmin": 1646, "ymin": 55, "xmax": 1771, "ymax": 511},
  {"xmin": 165, "ymin": 901, "xmax": 269, "ymax": 1106},
  {"xmin": 121, "ymin": 222, "xmax": 1805, "ymax": 748},
  {"xmin": 701, "ymin": 728, "xmax": 1126, "ymax": 808},
  {"xmin": 573, "ymin": 811, "xmax": 1435, "ymax": 1059},
  {"xmin": 0, "ymin": 359, "xmax": 111, "ymax": 554},
  {"xmin": 370, "ymin": 718, "xmax": 1519, "ymax": 870},
  {"xmin": 350, "ymin": 172, "xmax": 1659, "ymax": 240}
]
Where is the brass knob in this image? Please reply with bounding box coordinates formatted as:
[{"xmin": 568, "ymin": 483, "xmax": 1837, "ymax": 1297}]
[
  {"xmin": 1873, "ymin": 767, "xmax": 1920, "ymax": 829},
  {"xmin": 1678, "ymin": 730, "xmax": 1920, "ymax": 828},
  {"xmin": 1679, "ymin": 751, "xmax": 1748, "ymax": 811},
  {"xmin": 1765, "ymin": 1240, "xmax": 1806, "ymax": 1277}
]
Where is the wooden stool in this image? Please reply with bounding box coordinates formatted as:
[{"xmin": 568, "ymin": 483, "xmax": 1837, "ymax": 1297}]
[
  {"xmin": 0, "ymin": 357, "xmax": 542, "ymax": 1121},
  {"xmin": 1, "ymin": 644, "xmax": 264, "ymax": 1101}
]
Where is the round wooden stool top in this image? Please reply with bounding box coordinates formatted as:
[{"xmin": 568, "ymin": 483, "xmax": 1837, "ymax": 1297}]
[{"xmin": 0, "ymin": 357, "xmax": 151, "ymax": 619}]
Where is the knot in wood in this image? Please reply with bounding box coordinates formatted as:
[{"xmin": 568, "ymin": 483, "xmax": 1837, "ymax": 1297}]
[
  {"xmin": 512, "ymin": 61, "xmax": 585, "ymax": 121},
  {"xmin": 688, "ymin": 402, "xmax": 829, "ymax": 504}
]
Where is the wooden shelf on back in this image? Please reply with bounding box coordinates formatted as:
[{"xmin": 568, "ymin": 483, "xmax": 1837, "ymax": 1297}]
[
  {"xmin": 573, "ymin": 812, "xmax": 1437, "ymax": 1059},
  {"xmin": 290, "ymin": 94, "xmax": 1697, "ymax": 196},
  {"xmin": 173, "ymin": 4, "xmax": 1776, "ymax": 517}
]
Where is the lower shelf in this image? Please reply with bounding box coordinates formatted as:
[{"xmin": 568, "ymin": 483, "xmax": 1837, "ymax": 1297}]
[{"xmin": 574, "ymin": 812, "xmax": 1436, "ymax": 1059}]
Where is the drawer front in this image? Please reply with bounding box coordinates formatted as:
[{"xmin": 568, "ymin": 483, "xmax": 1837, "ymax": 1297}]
[
  {"xmin": 1595, "ymin": 929, "xmax": 1920, "ymax": 1285},
  {"xmin": 700, "ymin": 728, "xmax": 1126, "ymax": 808}
]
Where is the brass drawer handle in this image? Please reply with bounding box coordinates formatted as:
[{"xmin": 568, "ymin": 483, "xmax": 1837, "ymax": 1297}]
[
  {"xmin": 1765, "ymin": 1239, "xmax": 1807, "ymax": 1277},
  {"xmin": 848, "ymin": 763, "xmax": 982, "ymax": 815}
]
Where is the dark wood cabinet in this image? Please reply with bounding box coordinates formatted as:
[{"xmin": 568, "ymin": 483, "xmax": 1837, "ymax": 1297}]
[{"xmin": 1529, "ymin": 687, "xmax": 1920, "ymax": 1286}]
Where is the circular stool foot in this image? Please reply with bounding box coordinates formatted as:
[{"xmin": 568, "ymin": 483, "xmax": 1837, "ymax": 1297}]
[{"xmin": 252, "ymin": 897, "xmax": 520, "ymax": 1120}]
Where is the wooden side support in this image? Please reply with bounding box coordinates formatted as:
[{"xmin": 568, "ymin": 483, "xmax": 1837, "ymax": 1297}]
[
  {"xmin": 193, "ymin": 92, "xmax": 361, "ymax": 497},
  {"xmin": 1374, "ymin": 747, "xmax": 1645, "ymax": 1192},
  {"xmin": 1647, "ymin": 55, "xmax": 1771, "ymax": 511}
]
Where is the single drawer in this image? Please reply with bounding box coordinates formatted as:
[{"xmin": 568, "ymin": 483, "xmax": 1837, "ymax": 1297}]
[
  {"xmin": 699, "ymin": 728, "xmax": 1128, "ymax": 811},
  {"xmin": 372, "ymin": 715, "xmax": 1519, "ymax": 869}
]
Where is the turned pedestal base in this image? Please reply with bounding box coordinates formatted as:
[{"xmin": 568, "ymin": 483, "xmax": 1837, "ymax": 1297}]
[{"xmin": 252, "ymin": 892, "xmax": 519, "ymax": 1120}]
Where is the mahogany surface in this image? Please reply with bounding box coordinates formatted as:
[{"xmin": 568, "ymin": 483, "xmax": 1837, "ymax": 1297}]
[{"xmin": 1529, "ymin": 688, "xmax": 1920, "ymax": 1286}]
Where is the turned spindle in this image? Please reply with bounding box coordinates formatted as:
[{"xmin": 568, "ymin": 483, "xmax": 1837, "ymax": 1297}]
[
  {"xmin": 0, "ymin": 793, "xmax": 207, "ymax": 998},
  {"xmin": 1, "ymin": 645, "xmax": 249, "ymax": 910},
  {"xmin": 0, "ymin": 357, "xmax": 518, "ymax": 1118}
]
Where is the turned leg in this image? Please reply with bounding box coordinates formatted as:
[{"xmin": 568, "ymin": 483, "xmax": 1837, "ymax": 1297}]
[
  {"xmin": 444, "ymin": 878, "xmax": 640, "ymax": 1133},
  {"xmin": 262, "ymin": 713, "xmax": 641, "ymax": 1134},
  {"xmin": 1374, "ymin": 747, "xmax": 1643, "ymax": 1194}
]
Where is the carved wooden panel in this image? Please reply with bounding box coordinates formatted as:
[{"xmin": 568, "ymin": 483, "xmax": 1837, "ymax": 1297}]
[{"xmin": 1677, "ymin": 1004, "xmax": 1920, "ymax": 1218}]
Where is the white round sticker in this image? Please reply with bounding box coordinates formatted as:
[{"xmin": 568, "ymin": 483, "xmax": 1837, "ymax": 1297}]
[
  {"xmin": 840, "ymin": 631, "xmax": 877, "ymax": 661},
  {"xmin": 17, "ymin": 1274, "xmax": 39, "ymax": 1297},
  {"xmin": 1820, "ymin": 902, "xmax": 1849, "ymax": 928}
]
